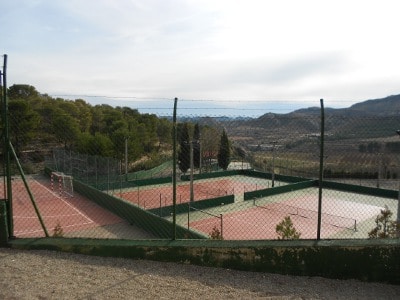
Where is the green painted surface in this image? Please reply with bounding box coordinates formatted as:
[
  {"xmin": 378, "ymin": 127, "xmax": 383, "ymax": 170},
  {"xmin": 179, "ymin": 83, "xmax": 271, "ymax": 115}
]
[
  {"xmin": 323, "ymin": 181, "xmax": 398, "ymax": 199},
  {"xmin": 147, "ymin": 195, "xmax": 234, "ymax": 217},
  {"xmin": 244, "ymin": 180, "xmax": 317, "ymax": 200},
  {"xmin": 73, "ymin": 179, "xmax": 206, "ymax": 239}
]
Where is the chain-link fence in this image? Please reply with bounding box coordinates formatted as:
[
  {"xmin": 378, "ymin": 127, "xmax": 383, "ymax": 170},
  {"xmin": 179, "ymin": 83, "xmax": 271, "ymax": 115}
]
[{"xmin": 1, "ymin": 93, "xmax": 400, "ymax": 241}]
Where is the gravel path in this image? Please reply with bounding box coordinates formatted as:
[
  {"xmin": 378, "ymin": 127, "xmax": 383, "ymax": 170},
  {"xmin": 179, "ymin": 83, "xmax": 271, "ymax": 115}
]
[{"xmin": 0, "ymin": 248, "xmax": 399, "ymax": 299}]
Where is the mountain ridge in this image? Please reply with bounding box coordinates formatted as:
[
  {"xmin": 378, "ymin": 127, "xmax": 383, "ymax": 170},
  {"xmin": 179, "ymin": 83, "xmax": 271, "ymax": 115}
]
[{"xmin": 288, "ymin": 94, "xmax": 400, "ymax": 117}]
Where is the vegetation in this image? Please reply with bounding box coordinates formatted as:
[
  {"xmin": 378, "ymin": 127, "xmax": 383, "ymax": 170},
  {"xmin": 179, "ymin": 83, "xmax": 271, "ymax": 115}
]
[
  {"xmin": 5, "ymin": 84, "xmax": 173, "ymax": 172},
  {"xmin": 193, "ymin": 123, "xmax": 201, "ymax": 168},
  {"xmin": 209, "ymin": 225, "xmax": 223, "ymax": 240},
  {"xmin": 368, "ymin": 207, "xmax": 399, "ymax": 239},
  {"xmin": 52, "ymin": 222, "xmax": 64, "ymax": 237},
  {"xmin": 176, "ymin": 122, "xmax": 223, "ymax": 173},
  {"xmin": 217, "ymin": 129, "xmax": 231, "ymax": 170},
  {"xmin": 276, "ymin": 216, "xmax": 301, "ymax": 240}
]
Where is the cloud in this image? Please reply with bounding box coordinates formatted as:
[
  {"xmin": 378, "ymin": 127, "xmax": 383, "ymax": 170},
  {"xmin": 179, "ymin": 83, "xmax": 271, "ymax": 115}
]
[{"xmin": 2, "ymin": 0, "xmax": 400, "ymax": 113}]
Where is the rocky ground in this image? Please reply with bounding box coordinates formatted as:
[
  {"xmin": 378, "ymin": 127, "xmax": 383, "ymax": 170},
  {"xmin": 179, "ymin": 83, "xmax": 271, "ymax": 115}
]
[{"xmin": 0, "ymin": 247, "xmax": 399, "ymax": 299}]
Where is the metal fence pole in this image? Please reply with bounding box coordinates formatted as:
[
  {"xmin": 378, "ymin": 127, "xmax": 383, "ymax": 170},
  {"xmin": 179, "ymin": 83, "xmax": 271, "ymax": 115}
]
[
  {"xmin": 317, "ymin": 99, "xmax": 325, "ymax": 240},
  {"xmin": 172, "ymin": 97, "xmax": 178, "ymax": 239},
  {"xmin": 2, "ymin": 54, "xmax": 13, "ymax": 237}
]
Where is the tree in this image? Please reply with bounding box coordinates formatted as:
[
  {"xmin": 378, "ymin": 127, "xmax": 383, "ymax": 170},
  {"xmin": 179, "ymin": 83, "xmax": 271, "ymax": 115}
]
[
  {"xmin": 276, "ymin": 216, "xmax": 301, "ymax": 240},
  {"xmin": 8, "ymin": 99, "xmax": 40, "ymax": 154},
  {"xmin": 157, "ymin": 118, "xmax": 173, "ymax": 148},
  {"xmin": 178, "ymin": 123, "xmax": 190, "ymax": 173},
  {"xmin": 8, "ymin": 84, "xmax": 39, "ymax": 100},
  {"xmin": 217, "ymin": 129, "xmax": 231, "ymax": 170},
  {"xmin": 234, "ymin": 145, "xmax": 247, "ymax": 169},
  {"xmin": 74, "ymin": 99, "xmax": 92, "ymax": 133},
  {"xmin": 52, "ymin": 113, "xmax": 80, "ymax": 149},
  {"xmin": 76, "ymin": 132, "xmax": 113, "ymax": 157},
  {"xmin": 368, "ymin": 207, "xmax": 400, "ymax": 238},
  {"xmin": 193, "ymin": 123, "xmax": 201, "ymax": 168},
  {"xmin": 201, "ymin": 126, "xmax": 219, "ymax": 172}
]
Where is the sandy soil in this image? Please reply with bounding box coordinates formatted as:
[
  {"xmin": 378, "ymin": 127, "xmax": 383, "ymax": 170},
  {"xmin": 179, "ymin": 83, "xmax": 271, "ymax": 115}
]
[{"xmin": 0, "ymin": 247, "xmax": 399, "ymax": 299}]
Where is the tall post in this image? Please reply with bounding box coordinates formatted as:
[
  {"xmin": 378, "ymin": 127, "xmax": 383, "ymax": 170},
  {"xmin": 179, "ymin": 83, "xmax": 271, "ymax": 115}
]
[
  {"xmin": 2, "ymin": 54, "xmax": 13, "ymax": 237},
  {"xmin": 397, "ymin": 182, "xmax": 400, "ymax": 226},
  {"xmin": 396, "ymin": 130, "xmax": 400, "ymax": 227},
  {"xmin": 199, "ymin": 139, "xmax": 202, "ymax": 174},
  {"xmin": 271, "ymin": 141, "xmax": 277, "ymax": 187},
  {"xmin": 125, "ymin": 137, "xmax": 128, "ymax": 181},
  {"xmin": 172, "ymin": 97, "xmax": 178, "ymax": 239},
  {"xmin": 317, "ymin": 99, "xmax": 325, "ymax": 240},
  {"xmin": 190, "ymin": 140, "xmax": 194, "ymax": 202}
]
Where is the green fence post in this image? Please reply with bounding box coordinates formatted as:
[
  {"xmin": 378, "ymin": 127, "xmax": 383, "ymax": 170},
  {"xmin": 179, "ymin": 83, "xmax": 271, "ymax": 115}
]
[
  {"xmin": 0, "ymin": 201, "xmax": 9, "ymax": 245},
  {"xmin": 172, "ymin": 97, "xmax": 178, "ymax": 239},
  {"xmin": 317, "ymin": 98, "xmax": 325, "ymax": 240}
]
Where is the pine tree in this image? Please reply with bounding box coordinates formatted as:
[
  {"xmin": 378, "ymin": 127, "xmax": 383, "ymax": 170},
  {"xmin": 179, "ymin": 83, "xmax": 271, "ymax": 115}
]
[
  {"xmin": 217, "ymin": 129, "xmax": 231, "ymax": 170},
  {"xmin": 178, "ymin": 123, "xmax": 190, "ymax": 173},
  {"xmin": 193, "ymin": 123, "xmax": 201, "ymax": 168},
  {"xmin": 368, "ymin": 207, "xmax": 400, "ymax": 238},
  {"xmin": 276, "ymin": 216, "xmax": 301, "ymax": 240}
]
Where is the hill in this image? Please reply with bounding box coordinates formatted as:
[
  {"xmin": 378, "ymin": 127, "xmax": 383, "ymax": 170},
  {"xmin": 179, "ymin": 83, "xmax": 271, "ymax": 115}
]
[
  {"xmin": 222, "ymin": 93, "xmax": 400, "ymax": 147},
  {"xmin": 291, "ymin": 94, "xmax": 400, "ymax": 116}
]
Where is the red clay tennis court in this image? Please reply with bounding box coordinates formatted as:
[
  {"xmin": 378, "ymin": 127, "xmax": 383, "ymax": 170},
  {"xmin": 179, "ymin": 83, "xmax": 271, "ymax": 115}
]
[
  {"xmin": 2, "ymin": 174, "xmax": 387, "ymax": 241},
  {"xmin": 2, "ymin": 176, "xmax": 125, "ymax": 238},
  {"xmin": 188, "ymin": 191, "xmax": 385, "ymax": 240},
  {"xmin": 115, "ymin": 177, "xmax": 269, "ymax": 209}
]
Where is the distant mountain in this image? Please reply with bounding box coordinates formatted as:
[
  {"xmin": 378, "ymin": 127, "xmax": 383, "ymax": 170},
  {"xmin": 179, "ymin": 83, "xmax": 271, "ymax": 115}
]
[
  {"xmin": 224, "ymin": 93, "xmax": 400, "ymax": 143},
  {"xmin": 290, "ymin": 94, "xmax": 400, "ymax": 116},
  {"xmin": 348, "ymin": 94, "xmax": 400, "ymax": 115}
]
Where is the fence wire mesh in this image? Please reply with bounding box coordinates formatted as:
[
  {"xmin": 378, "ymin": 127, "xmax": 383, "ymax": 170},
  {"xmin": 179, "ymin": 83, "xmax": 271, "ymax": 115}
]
[{"xmin": 1, "ymin": 93, "xmax": 400, "ymax": 241}]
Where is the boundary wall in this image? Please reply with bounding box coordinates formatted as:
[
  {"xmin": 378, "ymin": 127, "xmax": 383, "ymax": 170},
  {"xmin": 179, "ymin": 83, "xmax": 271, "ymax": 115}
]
[{"xmin": 7, "ymin": 238, "xmax": 400, "ymax": 284}]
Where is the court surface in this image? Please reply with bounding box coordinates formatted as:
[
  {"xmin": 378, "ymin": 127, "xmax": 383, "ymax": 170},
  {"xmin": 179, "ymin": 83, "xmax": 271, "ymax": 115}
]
[
  {"xmin": 116, "ymin": 175, "xmax": 275, "ymax": 209},
  {"xmin": 1, "ymin": 176, "xmax": 153, "ymax": 238},
  {"xmin": 3, "ymin": 175, "xmax": 395, "ymax": 240},
  {"xmin": 186, "ymin": 187, "xmax": 389, "ymax": 240}
]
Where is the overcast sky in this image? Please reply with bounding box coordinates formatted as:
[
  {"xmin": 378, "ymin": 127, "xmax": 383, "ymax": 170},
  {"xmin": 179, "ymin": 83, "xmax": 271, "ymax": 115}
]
[{"xmin": 2, "ymin": 0, "xmax": 400, "ymax": 115}]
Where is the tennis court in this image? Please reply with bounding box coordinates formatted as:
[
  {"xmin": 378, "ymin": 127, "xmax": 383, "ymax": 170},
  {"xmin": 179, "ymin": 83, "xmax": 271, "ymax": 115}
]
[
  {"xmin": 115, "ymin": 175, "xmax": 275, "ymax": 209},
  {"xmin": 3, "ymin": 173, "xmax": 394, "ymax": 240},
  {"xmin": 187, "ymin": 187, "xmax": 387, "ymax": 240},
  {"xmin": 2, "ymin": 176, "xmax": 128, "ymax": 238}
]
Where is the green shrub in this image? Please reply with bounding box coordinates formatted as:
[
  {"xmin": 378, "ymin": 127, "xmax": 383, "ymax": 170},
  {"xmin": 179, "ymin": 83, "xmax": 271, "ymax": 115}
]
[{"xmin": 276, "ymin": 216, "xmax": 301, "ymax": 240}]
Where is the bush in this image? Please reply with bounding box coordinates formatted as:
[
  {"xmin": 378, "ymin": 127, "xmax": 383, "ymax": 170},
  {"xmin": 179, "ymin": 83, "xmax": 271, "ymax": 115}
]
[
  {"xmin": 368, "ymin": 207, "xmax": 399, "ymax": 239},
  {"xmin": 52, "ymin": 222, "xmax": 64, "ymax": 237},
  {"xmin": 209, "ymin": 226, "xmax": 223, "ymax": 240},
  {"xmin": 276, "ymin": 216, "xmax": 301, "ymax": 240}
]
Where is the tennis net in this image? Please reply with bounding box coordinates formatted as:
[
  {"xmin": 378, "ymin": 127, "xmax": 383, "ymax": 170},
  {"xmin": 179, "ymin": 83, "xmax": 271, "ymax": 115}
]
[{"xmin": 253, "ymin": 198, "xmax": 357, "ymax": 231}]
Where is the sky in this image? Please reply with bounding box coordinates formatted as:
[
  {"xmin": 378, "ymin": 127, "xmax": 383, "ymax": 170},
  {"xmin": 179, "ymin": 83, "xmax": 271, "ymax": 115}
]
[{"xmin": 2, "ymin": 0, "xmax": 400, "ymax": 116}]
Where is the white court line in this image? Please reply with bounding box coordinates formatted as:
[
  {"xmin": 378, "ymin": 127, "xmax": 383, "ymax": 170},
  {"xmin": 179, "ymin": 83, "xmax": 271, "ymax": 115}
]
[
  {"xmin": 14, "ymin": 213, "xmax": 82, "ymax": 219},
  {"xmin": 34, "ymin": 180, "xmax": 94, "ymax": 224}
]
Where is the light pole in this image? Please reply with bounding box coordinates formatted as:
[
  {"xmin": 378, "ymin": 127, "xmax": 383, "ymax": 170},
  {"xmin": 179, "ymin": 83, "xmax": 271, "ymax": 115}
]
[
  {"xmin": 271, "ymin": 141, "xmax": 277, "ymax": 187},
  {"xmin": 190, "ymin": 139, "xmax": 194, "ymax": 202},
  {"xmin": 125, "ymin": 136, "xmax": 128, "ymax": 181}
]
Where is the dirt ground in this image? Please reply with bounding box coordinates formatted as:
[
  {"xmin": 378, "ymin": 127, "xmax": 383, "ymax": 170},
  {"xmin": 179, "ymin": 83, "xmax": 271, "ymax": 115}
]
[{"xmin": 0, "ymin": 247, "xmax": 399, "ymax": 299}]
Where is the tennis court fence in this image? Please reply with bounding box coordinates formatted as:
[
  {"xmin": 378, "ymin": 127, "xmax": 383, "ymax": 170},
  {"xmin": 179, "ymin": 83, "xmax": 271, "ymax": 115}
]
[{"xmin": 1, "ymin": 92, "xmax": 400, "ymax": 242}]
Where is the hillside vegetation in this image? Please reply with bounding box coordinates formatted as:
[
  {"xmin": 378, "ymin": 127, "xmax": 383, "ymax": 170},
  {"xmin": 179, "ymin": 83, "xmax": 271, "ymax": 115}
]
[{"xmin": 4, "ymin": 84, "xmax": 173, "ymax": 172}]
